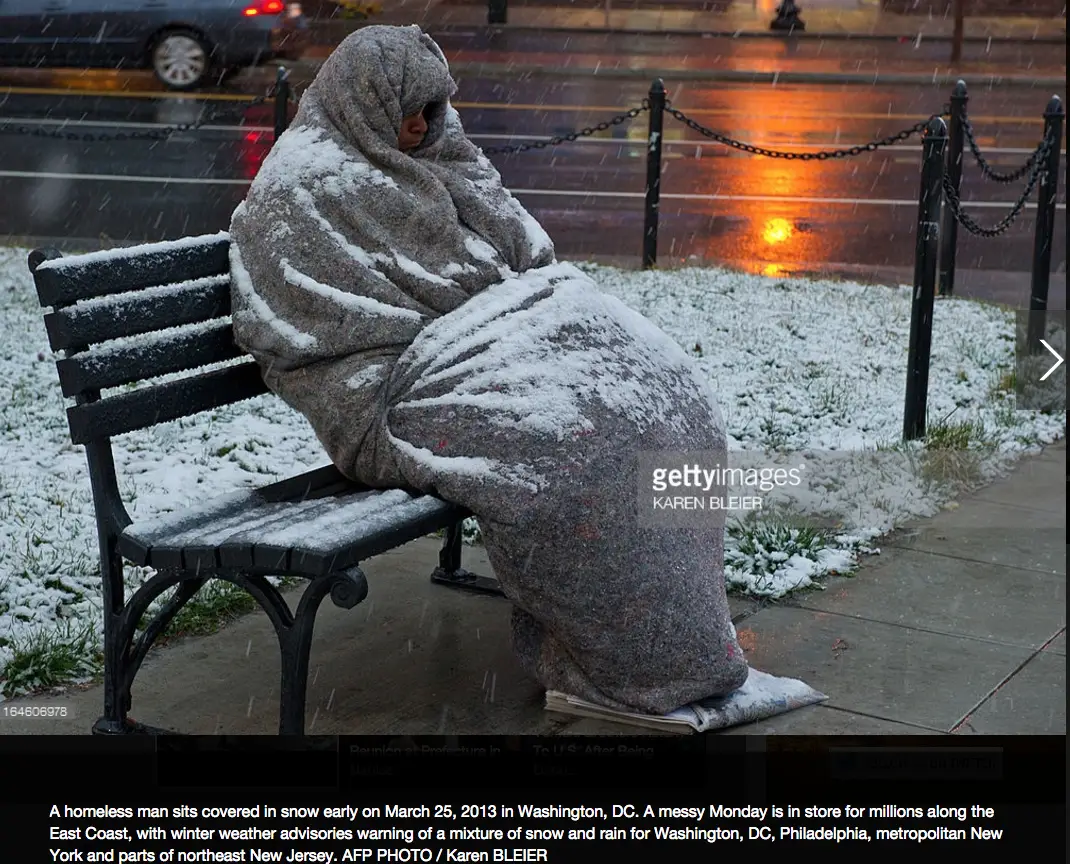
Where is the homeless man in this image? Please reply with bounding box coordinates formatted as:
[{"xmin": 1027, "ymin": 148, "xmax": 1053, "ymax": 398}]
[{"xmin": 228, "ymin": 24, "xmax": 748, "ymax": 716}]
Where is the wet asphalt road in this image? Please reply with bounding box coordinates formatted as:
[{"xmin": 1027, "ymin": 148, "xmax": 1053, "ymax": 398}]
[
  {"xmin": 0, "ymin": 51, "xmax": 1065, "ymax": 305},
  {"xmin": 427, "ymin": 28, "xmax": 1070, "ymax": 72}
]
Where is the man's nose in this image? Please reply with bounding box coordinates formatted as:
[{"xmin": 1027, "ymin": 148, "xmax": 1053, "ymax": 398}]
[{"xmin": 414, "ymin": 115, "xmax": 428, "ymax": 133}]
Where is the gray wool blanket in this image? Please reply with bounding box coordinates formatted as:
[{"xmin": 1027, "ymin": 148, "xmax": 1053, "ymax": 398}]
[{"xmin": 229, "ymin": 25, "xmax": 824, "ymax": 721}]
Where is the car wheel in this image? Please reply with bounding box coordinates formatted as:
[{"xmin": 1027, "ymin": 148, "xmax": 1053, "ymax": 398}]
[{"xmin": 152, "ymin": 30, "xmax": 210, "ymax": 91}]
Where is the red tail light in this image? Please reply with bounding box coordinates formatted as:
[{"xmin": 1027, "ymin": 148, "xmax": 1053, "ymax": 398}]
[{"xmin": 243, "ymin": 0, "xmax": 285, "ymax": 15}]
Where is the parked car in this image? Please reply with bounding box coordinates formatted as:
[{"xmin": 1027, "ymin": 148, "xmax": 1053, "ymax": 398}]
[{"xmin": 0, "ymin": 0, "xmax": 310, "ymax": 91}]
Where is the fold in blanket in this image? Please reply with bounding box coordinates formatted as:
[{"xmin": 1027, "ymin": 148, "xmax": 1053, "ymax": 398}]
[{"xmin": 230, "ymin": 25, "xmax": 755, "ymax": 715}]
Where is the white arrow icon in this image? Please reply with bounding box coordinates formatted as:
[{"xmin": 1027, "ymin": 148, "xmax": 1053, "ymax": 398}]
[{"xmin": 1039, "ymin": 340, "xmax": 1064, "ymax": 381}]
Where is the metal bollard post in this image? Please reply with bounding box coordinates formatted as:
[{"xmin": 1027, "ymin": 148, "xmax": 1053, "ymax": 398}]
[
  {"xmin": 950, "ymin": 0, "xmax": 965, "ymax": 63},
  {"xmin": 642, "ymin": 79, "xmax": 665, "ymax": 270},
  {"xmin": 903, "ymin": 116, "xmax": 948, "ymax": 442},
  {"xmin": 273, "ymin": 66, "xmax": 290, "ymax": 143},
  {"xmin": 939, "ymin": 80, "xmax": 967, "ymax": 297},
  {"xmin": 1027, "ymin": 95, "xmax": 1065, "ymax": 354},
  {"xmin": 488, "ymin": 0, "xmax": 507, "ymax": 24}
]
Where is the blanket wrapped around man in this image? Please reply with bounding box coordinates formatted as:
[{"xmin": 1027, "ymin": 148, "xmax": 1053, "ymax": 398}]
[{"xmin": 229, "ymin": 24, "xmax": 824, "ymax": 723}]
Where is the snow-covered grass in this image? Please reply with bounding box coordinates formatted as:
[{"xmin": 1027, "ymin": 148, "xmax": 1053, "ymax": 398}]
[{"xmin": 0, "ymin": 247, "xmax": 1063, "ymax": 697}]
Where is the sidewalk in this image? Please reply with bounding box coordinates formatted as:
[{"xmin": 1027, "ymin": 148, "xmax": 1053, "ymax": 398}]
[
  {"xmin": 331, "ymin": 0, "xmax": 1067, "ymax": 43},
  {"xmin": 1, "ymin": 440, "xmax": 1063, "ymax": 736}
]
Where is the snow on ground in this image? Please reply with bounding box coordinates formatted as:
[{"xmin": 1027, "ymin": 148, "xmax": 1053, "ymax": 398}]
[{"xmin": 0, "ymin": 246, "xmax": 1063, "ymax": 694}]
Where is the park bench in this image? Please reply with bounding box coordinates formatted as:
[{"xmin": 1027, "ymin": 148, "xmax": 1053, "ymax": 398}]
[{"xmin": 28, "ymin": 233, "xmax": 503, "ymax": 736}]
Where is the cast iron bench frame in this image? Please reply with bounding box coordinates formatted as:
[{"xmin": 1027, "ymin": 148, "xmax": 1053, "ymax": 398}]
[{"xmin": 28, "ymin": 232, "xmax": 503, "ymax": 736}]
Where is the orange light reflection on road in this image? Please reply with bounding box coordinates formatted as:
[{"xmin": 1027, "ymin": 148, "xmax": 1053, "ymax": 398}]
[
  {"xmin": 40, "ymin": 70, "xmax": 128, "ymax": 92},
  {"xmin": 0, "ymin": 68, "xmax": 252, "ymax": 99},
  {"xmin": 762, "ymin": 217, "xmax": 794, "ymax": 245},
  {"xmin": 674, "ymin": 85, "xmax": 847, "ymax": 273}
]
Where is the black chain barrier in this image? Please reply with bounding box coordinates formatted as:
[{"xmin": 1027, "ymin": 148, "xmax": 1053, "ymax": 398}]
[
  {"xmin": 4, "ymin": 69, "xmax": 1058, "ymax": 447},
  {"xmin": 942, "ymin": 128, "xmax": 1054, "ymax": 238},
  {"xmin": 0, "ymin": 90, "xmax": 276, "ymax": 143},
  {"xmin": 479, "ymin": 97, "xmax": 941, "ymax": 161},
  {"xmin": 663, "ymin": 100, "xmax": 947, "ymax": 160},
  {"xmin": 479, "ymin": 102, "xmax": 650, "ymax": 155},
  {"xmin": 962, "ymin": 111, "xmax": 1043, "ymax": 184}
]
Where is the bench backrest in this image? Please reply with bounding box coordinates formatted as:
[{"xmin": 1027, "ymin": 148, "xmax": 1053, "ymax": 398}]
[{"xmin": 29, "ymin": 233, "xmax": 269, "ymax": 446}]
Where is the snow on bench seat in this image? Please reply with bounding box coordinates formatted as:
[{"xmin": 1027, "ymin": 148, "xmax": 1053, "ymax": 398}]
[{"xmin": 118, "ymin": 468, "xmax": 464, "ymax": 577}]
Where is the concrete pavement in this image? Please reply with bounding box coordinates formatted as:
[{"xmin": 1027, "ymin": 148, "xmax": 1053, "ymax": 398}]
[{"xmin": 1, "ymin": 440, "xmax": 1063, "ymax": 736}]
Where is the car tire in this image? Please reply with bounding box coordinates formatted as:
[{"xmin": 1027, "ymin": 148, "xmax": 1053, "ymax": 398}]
[{"xmin": 151, "ymin": 29, "xmax": 211, "ymax": 91}]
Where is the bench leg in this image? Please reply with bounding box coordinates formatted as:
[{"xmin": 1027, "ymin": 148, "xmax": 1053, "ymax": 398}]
[
  {"xmin": 430, "ymin": 519, "xmax": 504, "ymax": 596},
  {"xmin": 94, "ymin": 609, "xmax": 131, "ymax": 735},
  {"xmin": 93, "ymin": 604, "xmax": 143, "ymax": 735},
  {"xmin": 93, "ymin": 566, "xmax": 205, "ymax": 736},
  {"xmin": 92, "ymin": 565, "xmax": 369, "ymax": 736},
  {"xmin": 276, "ymin": 566, "xmax": 369, "ymax": 735},
  {"xmin": 93, "ymin": 533, "xmax": 131, "ymax": 735}
]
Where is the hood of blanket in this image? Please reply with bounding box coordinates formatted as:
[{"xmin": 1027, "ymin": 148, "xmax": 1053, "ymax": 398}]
[
  {"xmin": 304, "ymin": 24, "xmax": 456, "ymax": 159},
  {"xmin": 227, "ymin": 24, "xmax": 557, "ymax": 392}
]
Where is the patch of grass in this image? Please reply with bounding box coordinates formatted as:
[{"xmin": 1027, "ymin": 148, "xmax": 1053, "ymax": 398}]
[
  {"xmin": 729, "ymin": 513, "xmax": 831, "ymax": 559},
  {"xmin": 758, "ymin": 404, "xmax": 793, "ymax": 451},
  {"xmin": 989, "ymin": 368, "xmax": 1016, "ymax": 398},
  {"xmin": 924, "ymin": 414, "xmax": 990, "ymax": 451},
  {"xmin": 919, "ymin": 411, "xmax": 993, "ymax": 488},
  {"xmin": 136, "ymin": 576, "xmax": 304, "ymax": 644},
  {"xmin": 428, "ymin": 519, "xmax": 483, "ymax": 545},
  {"xmin": 0, "ymin": 621, "xmax": 102, "ymax": 698},
  {"xmin": 810, "ymin": 377, "xmax": 853, "ymax": 418},
  {"xmin": 874, "ymin": 436, "xmax": 909, "ymax": 453},
  {"xmin": 461, "ymin": 517, "xmax": 482, "ymax": 546},
  {"xmin": 779, "ymin": 318, "xmax": 804, "ymax": 339},
  {"xmin": 158, "ymin": 580, "xmax": 261, "ymax": 640},
  {"xmin": 952, "ymin": 333, "xmax": 998, "ymax": 370},
  {"xmin": 992, "ymin": 397, "xmax": 1020, "ymax": 429},
  {"xmin": 726, "ymin": 512, "xmax": 837, "ymax": 595}
]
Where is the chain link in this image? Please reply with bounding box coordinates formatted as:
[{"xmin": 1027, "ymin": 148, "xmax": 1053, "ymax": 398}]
[
  {"xmin": 942, "ymin": 128, "xmax": 1053, "ymax": 237},
  {"xmin": 480, "ymin": 100, "xmax": 650, "ymax": 155},
  {"xmin": 961, "ymin": 112, "xmax": 1043, "ymax": 184},
  {"xmin": 0, "ymin": 90, "xmax": 275, "ymax": 143},
  {"xmin": 663, "ymin": 100, "xmax": 949, "ymax": 160}
]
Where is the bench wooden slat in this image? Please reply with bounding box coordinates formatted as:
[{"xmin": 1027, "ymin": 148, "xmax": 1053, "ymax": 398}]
[
  {"xmin": 67, "ymin": 362, "xmax": 269, "ymax": 444},
  {"xmin": 283, "ymin": 504, "xmax": 463, "ymax": 576},
  {"xmin": 34, "ymin": 233, "xmax": 229, "ymax": 308},
  {"xmin": 234, "ymin": 490, "xmax": 452, "ymax": 574},
  {"xmin": 178, "ymin": 496, "xmax": 335, "ymax": 572},
  {"xmin": 121, "ymin": 482, "xmax": 462, "ymax": 578},
  {"xmin": 117, "ymin": 464, "xmax": 357, "ymax": 568},
  {"xmin": 43, "ymin": 276, "xmax": 231, "ymax": 352},
  {"xmin": 255, "ymin": 463, "xmax": 355, "ymax": 504},
  {"xmin": 55, "ymin": 321, "xmax": 243, "ymax": 397}
]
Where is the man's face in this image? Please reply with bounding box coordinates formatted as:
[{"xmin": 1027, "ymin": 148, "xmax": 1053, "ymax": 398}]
[{"xmin": 399, "ymin": 108, "xmax": 429, "ymax": 152}]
